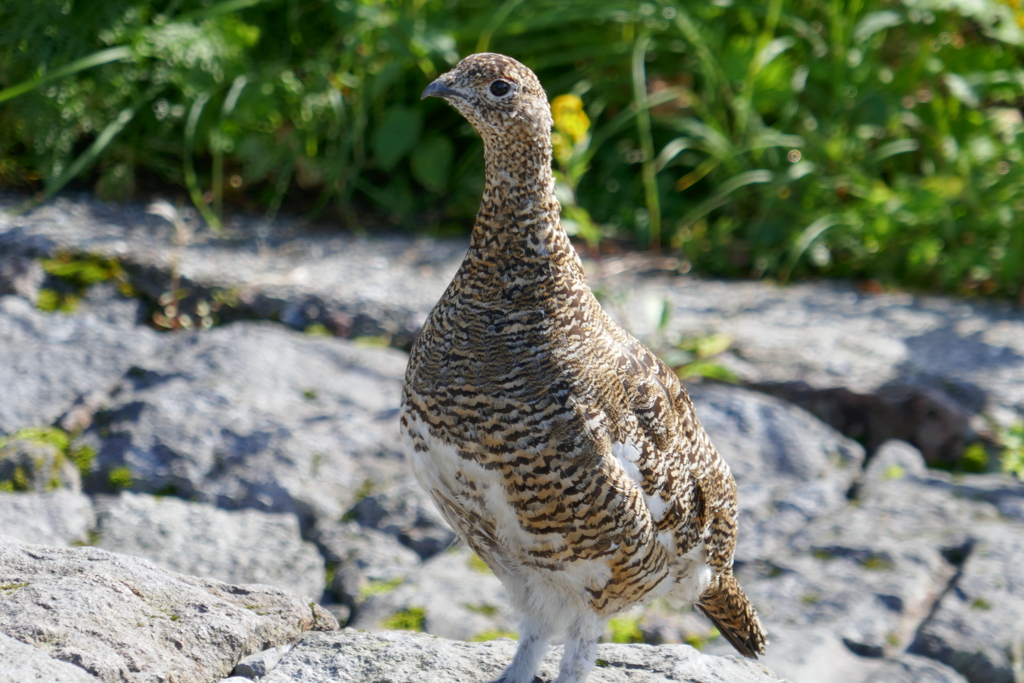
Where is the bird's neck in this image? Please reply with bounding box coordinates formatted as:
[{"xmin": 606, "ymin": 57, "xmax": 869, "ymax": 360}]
[{"xmin": 470, "ymin": 135, "xmax": 563, "ymax": 256}]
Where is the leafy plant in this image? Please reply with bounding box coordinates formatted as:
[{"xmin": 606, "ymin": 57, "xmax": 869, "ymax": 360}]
[
  {"xmin": 660, "ymin": 333, "xmax": 740, "ymax": 383},
  {"xmin": 0, "ymin": 426, "xmax": 96, "ymax": 482},
  {"xmin": 469, "ymin": 629, "xmax": 518, "ymax": 641},
  {"xmin": 37, "ymin": 252, "xmax": 131, "ymax": 313},
  {"xmin": 107, "ymin": 465, "xmax": 133, "ymax": 490},
  {"xmin": 358, "ymin": 577, "xmax": 404, "ymax": 600},
  {"xmin": 380, "ymin": 606, "xmax": 426, "ymax": 631},
  {"xmin": 467, "ymin": 553, "xmax": 493, "ymax": 574},
  {"xmin": 999, "ymin": 422, "xmax": 1024, "ymax": 480},
  {"xmin": 0, "ymin": 0, "xmax": 1022, "ymax": 301},
  {"xmin": 607, "ymin": 616, "xmax": 645, "ymax": 643}
]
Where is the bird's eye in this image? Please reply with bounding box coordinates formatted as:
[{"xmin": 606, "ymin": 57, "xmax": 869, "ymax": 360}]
[{"xmin": 489, "ymin": 80, "xmax": 511, "ymax": 97}]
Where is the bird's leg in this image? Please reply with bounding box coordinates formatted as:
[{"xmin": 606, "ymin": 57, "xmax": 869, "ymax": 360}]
[
  {"xmin": 489, "ymin": 615, "xmax": 552, "ymax": 683},
  {"xmin": 554, "ymin": 614, "xmax": 603, "ymax": 683}
]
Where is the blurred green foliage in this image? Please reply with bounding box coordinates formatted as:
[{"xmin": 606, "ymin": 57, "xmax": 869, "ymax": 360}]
[
  {"xmin": 1000, "ymin": 421, "xmax": 1024, "ymax": 479},
  {"xmin": 1, "ymin": 0, "xmax": 1023, "ymax": 297}
]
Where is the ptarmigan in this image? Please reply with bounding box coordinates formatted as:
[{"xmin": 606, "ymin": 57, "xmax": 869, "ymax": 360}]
[{"xmin": 400, "ymin": 53, "xmax": 767, "ymax": 683}]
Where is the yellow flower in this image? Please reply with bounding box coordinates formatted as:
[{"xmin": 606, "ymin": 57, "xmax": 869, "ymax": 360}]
[
  {"xmin": 995, "ymin": 0, "xmax": 1024, "ymax": 29},
  {"xmin": 551, "ymin": 94, "xmax": 591, "ymax": 146}
]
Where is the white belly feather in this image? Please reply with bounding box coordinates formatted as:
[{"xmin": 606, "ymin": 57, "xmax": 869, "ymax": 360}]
[{"xmin": 401, "ymin": 411, "xmax": 711, "ymax": 619}]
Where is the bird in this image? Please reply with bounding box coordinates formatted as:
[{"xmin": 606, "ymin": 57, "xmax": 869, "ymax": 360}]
[{"xmin": 400, "ymin": 53, "xmax": 767, "ymax": 683}]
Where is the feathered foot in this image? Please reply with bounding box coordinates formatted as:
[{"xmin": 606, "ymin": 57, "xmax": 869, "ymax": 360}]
[
  {"xmin": 487, "ymin": 615, "xmax": 551, "ymax": 683},
  {"xmin": 554, "ymin": 613, "xmax": 603, "ymax": 683}
]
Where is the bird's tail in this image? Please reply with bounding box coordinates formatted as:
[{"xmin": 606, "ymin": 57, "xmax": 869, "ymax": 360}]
[{"xmin": 696, "ymin": 571, "xmax": 768, "ymax": 659}]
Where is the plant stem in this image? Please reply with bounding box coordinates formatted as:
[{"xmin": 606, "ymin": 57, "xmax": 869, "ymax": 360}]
[{"xmin": 632, "ymin": 30, "xmax": 661, "ymax": 253}]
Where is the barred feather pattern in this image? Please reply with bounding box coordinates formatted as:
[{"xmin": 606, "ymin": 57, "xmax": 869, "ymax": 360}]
[{"xmin": 400, "ymin": 53, "xmax": 766, "ymax": 671}]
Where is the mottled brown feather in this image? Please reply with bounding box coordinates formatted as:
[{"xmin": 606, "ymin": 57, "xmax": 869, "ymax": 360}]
[{"xmin": 400, "ymin": 52, "xmax": 766, "ymax": 661}]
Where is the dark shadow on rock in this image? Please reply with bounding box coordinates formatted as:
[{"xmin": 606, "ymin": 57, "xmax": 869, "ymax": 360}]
[
  {"xmin": 901, "ymin": 321, "xmax": 1024, "ymax": 374},
  {"xmin": 745, "ymin": 305, "xmax": 1024, "ymax": 468},
  {"xmin": 748, "ymin": 380, "xmax": 976, "ymax": 466}
]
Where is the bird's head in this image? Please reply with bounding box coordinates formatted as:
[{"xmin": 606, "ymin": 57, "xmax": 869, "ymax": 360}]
[{"xmin": 421, "ymin": 53, "xmax": 553, "ymax": 145}]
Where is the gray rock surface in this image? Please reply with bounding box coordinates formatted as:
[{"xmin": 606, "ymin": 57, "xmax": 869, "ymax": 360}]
[
  {"xmin": 0, "ymin": 491, "xmax": 95, "ymax": 547},
  {"xmin": 0, "ymin": 437, "xmax": 81, "ymax": 492},
  {"xmin": 94, "ymin": 492, "xmax": 325, "ymax": 600},
  {"xmin": 909, "ymin": 524, "xmax": 1024, "ymax": 683},
  {"xmin": 860, "ymin": 654, "xmax": 970, "ymax": 683},
  {"xmin": 689, "ymin": 383, "xmax": 865, "ymax": 562},
  {"xmin": 0, "ymin": 254, "xmax": 44, "ymax": 304},
  {"xmin": 78, "ymin": 321, "xmax": 408, "ymax": 525},
  {"xmin": 0, "ymin": 631, "xmax": 100, "ymax": 683},
  {"xmin": 702, "ymin": 440, "xmax": 1024, "ymax": 683},
  {"xmin": 0, "ymin": 291, "xmax": 162, "ymax": 436},
  {"xmin": 311, "ymin": 520, "xmax": 421, "ymax": 609},
  {"xmin": 352, "ymin": 543, "xmax": 516, "ymax": 642},
  {"xmin": 342, "ymin": 479, "xmax": 456, "ymax": 560},
  {"xmin": 3, "ymin": 195, "xmax": 1024, "ymax": 683},
  {"xmin": 259, "ymin": 629, "xmax": 790, "ymax": 683},
  {"xmin": 0, "ymin": 195, "xmax": 466, "ymax": 347},
  {"xmin": 0, "ymin": 539, "xmax": 338, "ymax": 683},
  {"xmin": 231, "ymin": 643, "xmax": 293, "ymax": 679},
  {"xmin": 600, "ymin": 272, "xmax": 1024, "ymax": 464},
  {"xmin": 5, "ymin": 194, "xmax": 1022, "ymax": 463}
]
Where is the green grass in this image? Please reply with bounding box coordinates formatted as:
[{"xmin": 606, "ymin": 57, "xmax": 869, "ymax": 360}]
[
  {"xmin": 0, "ymin": 0, "xmax": 1022, "ymax": 300},
  {"xmin": 860, "ymin": 553, "xmax": 895, "ymax": 571},
  {"xmin": 358, "ymin": 577, "xmax": 405, "ymax": 600},
  {"xmin": 684, "ymin": 627, "xmax": 719, "ymax": 651},
  {"xmin": 36, "ymin": 253, "xmax": 133, "ymax": 313},
  {"xmin": 381, "ymin": 607, "xmax": 426, "ymax": 632},
  {"xmin": 464, "ymin": 603, "xmax": 499, "ymax": 617},
  {"xmin": 0, "ymin": 426, "xmax": 96, "ymax": 490},
  {"xmin": 882, "ymin": 463, "xmax": 905, "ymax": 480},
  {"xmin": 0, "ymin": 582, "xmax": 29, "ymax": 592},
  {"xmin": 607, "ymin": 616, "xmax": 644, "ymax": 644},
  {"xmin": 1000, "ymin": 422, "xmax": 1024, "ymax": 480},
  {"xmin": 469, "ymin": 629, "xmax": 518, "ymax": 642},
  {"xmin": 107, "ymin": 465, "xmax": 133, "ymax": 490},
  {"xmin": 467, "ymin": 553, "xmax": 493, "ymax": 574}
]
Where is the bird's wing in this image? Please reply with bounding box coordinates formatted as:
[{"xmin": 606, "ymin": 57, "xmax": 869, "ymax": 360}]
[{"xmin": 596, "ymin": 313, "xmax": 738, "ymax": 574}]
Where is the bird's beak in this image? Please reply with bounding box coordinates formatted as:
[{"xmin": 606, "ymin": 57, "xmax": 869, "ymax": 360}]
[{"xmin": 421, "ymin": 79, "xmax": 462, "ymax": 100}]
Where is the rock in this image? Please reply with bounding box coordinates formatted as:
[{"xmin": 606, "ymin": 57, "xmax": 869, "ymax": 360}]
[
  {"xmin": 311, "ymin": 520, "xmax": 421, "ymax": 611},
  {"xmin": 629, "ymin": 600, "xmax": 719, "ymax": 647},
  {"xmin": 0, "ymin": 631, "xmax": 100, "ymax": 683},
  {"xmin": 856, "ymin": 653, "xmax": 970, "ymax": 683},
  {"xmin": 702, "ymin": 439, "xmax": 1024, "ymax": 683},
  {"xmin": 0, "ymin": 436, "xmax": 81, "ymax": 493},
  {"xmin": 351, "ymin": 543, "xmax": 515, "ymax": 642},
  {"xmin": 598, "ymin": 273, "xmax": 1024, "ymax": 465},
  {"xmin": 0, "ymin": 195, "xmax": 466, "ymax": 348},
  {"xmin": 0, "ymin": 255, "xmax": 44, "ymax": 304},
  {"xmin": 94, "ymin": 492, "xmax": 326, "ymax": 600},
  {"xmin": 258, "ymin": 628, "xmax": 790, "ymax": 683},
  {"xmin": 231, "ymin": 643, "xmax": 292, "ymax": 679},
  {"xmin": 862, "ymin": 439, "xmax": 930, "ymax": 490},
  {"xmin": 343, "ymin": 480, "xmax": 456, "ymax": 560},
  {"xmin": 909, "ymin": 523, "xmax": 1024, "ymax": 683},
  {"xmin": 78, "ymin": 321, "xmax": 409, "ymax": 526},
  {"xmin": 0, "ymin": 539, "xmax": 338, "ymax": 683},
  {"xmin": 6, "ymin": 194, "xmax": 1024, "ymax": 682},
  {"xmin": 0, "ymin": 292, "xmax": 163, "ymax": 436},
  {"xmin": 6, "ymin": 195, "xmax": 1023, "ymax": 462},
  {"xmin": 0, "ymin": 491, "xmax": 95, "ymax": 547},
  {"xmin": 688, "ymin": 384, "xmax": 865, "ymax": 561}
]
